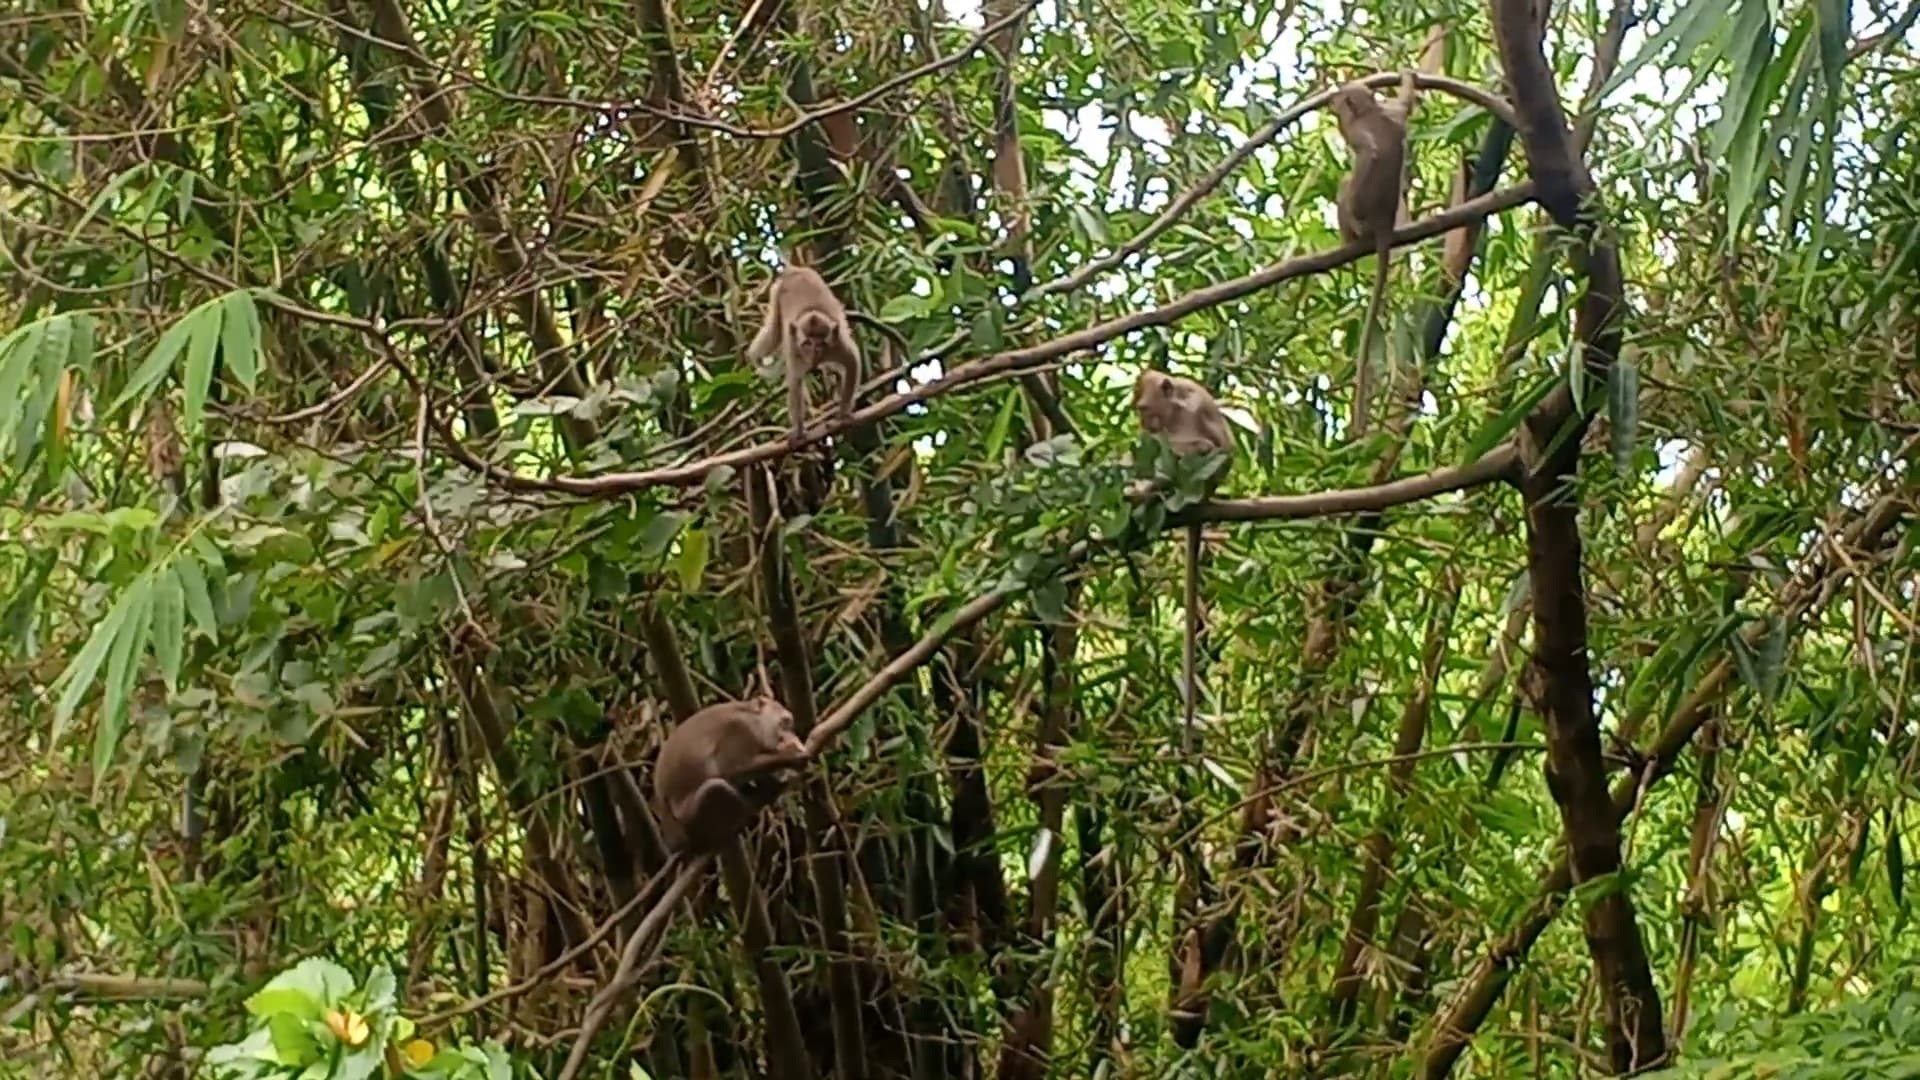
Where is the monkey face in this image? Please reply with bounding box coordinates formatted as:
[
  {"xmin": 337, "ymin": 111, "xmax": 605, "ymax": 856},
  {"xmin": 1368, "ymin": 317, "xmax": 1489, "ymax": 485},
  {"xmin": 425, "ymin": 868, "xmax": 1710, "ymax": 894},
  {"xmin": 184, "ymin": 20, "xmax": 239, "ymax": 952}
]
[
  {"xmin": 792, "ymin": 311, "xmax": 836, "ymax": 362},
  {"xmin": 1329, "ymin": 83, "xmax": 1377, "ymax": 122},
  {"xmin": 746, "ymin": 697, "xmax": 807, "ymax": 759}
]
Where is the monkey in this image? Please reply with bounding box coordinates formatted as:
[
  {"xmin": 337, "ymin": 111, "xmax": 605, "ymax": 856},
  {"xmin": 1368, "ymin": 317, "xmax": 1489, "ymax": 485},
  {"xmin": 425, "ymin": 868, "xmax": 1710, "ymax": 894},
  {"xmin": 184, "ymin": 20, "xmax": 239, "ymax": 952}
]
[
  {"xmin": 652, "ymin": 697, "xmax": 810, "ymax": 854},
  {"xmin": 745, "ymin": 267, "xmax": 863, "ymax": 445},
  {"xmin": 1133, "ymin": 370, "xmax": 1234, "ymax": 756},
  {"xmin": 1330, "ymin": 73, "xmax": 1416, "ymax": 438}
]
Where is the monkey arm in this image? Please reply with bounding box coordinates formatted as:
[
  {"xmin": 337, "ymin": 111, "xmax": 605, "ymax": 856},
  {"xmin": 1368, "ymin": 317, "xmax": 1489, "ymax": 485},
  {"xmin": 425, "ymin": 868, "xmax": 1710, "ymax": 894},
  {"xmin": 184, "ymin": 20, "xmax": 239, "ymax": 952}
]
[{"xmin": 746, "ymin": 304, "xmax": 782, "ymax": 364}]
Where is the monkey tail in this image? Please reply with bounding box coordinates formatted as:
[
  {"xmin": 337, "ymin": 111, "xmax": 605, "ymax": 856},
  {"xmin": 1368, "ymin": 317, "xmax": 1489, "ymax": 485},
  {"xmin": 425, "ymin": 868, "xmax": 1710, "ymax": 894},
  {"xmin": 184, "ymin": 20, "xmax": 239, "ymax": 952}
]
[
  {"xmin": 1353, "ymin": 249, "xmax": 1391, "ymax": 438},
  {"xmin": 1183, "ymin": 523, "xmax": 1202, "ymax": 755}
]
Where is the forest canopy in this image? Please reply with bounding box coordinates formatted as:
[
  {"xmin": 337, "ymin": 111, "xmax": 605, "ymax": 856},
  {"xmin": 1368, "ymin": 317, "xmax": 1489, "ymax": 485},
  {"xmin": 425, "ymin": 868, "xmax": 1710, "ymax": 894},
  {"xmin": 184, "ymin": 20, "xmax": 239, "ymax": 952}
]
[{"xmin": 2, "ymin": 0, "xmax": 1919, "ymax": 1077}]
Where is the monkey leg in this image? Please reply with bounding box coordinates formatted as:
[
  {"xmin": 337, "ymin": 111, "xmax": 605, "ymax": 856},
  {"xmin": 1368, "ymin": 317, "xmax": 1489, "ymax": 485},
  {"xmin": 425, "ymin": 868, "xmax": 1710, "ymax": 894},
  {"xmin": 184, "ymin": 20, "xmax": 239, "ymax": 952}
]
[{"xmin": 676, "ymin": 777, "xmax": 760, "ymax": 853}]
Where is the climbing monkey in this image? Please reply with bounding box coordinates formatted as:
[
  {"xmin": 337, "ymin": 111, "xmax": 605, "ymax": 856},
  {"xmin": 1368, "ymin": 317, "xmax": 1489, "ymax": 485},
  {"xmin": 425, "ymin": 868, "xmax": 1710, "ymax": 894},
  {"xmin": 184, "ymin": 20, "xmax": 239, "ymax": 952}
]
[
  {"xmin": 1330, "ymin": 73, "xmax": 1417, "ymax": 436},
  {"xmin": 746, "ymin": 267, "xmax": 863, "ymax": 445},
  {"xmin": 1133, "ymin": 370, "xmax": 1235, "ymax": 751}
]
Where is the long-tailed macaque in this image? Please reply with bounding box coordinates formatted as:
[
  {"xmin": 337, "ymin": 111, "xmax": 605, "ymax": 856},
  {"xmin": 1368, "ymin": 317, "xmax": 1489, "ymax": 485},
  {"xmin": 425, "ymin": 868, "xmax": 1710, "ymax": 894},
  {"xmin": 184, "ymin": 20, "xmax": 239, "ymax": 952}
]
[
  {"xmin": 1133, "ymin": 370, "xmax": 1234, "ymax": 750},
  {"xmin": 652, "ymin": 697, "xmax": 810, "ymax": 854},
  {"xmin": 746, "ymin": 267, "xmax": 863, "ymax": 444},
  {"xmin": 1330, "ymin": 74, "xmax": 1416, "ymax": 437}
]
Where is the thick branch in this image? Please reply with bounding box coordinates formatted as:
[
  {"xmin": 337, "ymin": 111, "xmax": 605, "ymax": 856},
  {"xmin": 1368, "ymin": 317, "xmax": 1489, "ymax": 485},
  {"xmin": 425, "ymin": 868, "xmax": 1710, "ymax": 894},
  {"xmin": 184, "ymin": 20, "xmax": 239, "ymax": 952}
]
[{"xmin": 438, "ymin": 185, "xmax": 1535, "ymax": 497}]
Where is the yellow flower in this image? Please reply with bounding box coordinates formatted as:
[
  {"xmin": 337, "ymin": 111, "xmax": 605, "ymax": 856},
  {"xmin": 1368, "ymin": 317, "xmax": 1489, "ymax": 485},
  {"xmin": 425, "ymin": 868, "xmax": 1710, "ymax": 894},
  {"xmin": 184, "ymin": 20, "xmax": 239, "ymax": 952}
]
[
  {"xmin": 324, "ymin": 1008, "xmax": 370, "ymax": 1047},
  {"xmin": 401, "ymin": 1039, "xmax": 435, "ymax": 1067}
]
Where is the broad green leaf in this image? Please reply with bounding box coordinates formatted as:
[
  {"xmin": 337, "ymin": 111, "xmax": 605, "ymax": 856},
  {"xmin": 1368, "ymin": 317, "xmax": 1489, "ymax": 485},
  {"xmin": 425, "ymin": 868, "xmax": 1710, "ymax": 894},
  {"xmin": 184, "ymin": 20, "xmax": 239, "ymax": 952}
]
[
  {"xmin": 675, "ymin": 526, "xmax": 709, "ymax": 591},
  {"xmin": 637, "ymin": 510, "xmax": 691, "ymax": 560},
  {"xmin": 152, "ymin": 568, "xmax": 185, "ymax": 691},
  {"xmin": 95, "ymin": 578, "xmax": 156, "ymax": 778},
  {"xmin": 257, "ymin": 958, "xmax": 356, "ymax": 1009},
  {"xmin": 220, "ymin": 289, "xmax": 263, "ymax": 392},
  {"xmin": 181, "ymin": 300, "xmax": 223, "ymax": 431},
  {"xmin": 264, "ymin": 1011, "xmax": 320, "ymax": 1065}
]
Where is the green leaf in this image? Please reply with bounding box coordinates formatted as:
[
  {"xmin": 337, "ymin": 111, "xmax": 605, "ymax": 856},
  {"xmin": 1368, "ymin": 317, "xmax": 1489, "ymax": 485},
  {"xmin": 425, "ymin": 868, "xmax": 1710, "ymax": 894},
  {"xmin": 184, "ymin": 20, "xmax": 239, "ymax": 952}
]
[
  {"xmin": 1461, "ymin": 372, "xmax": 1557, "ymax": 466},
  {"xmin": 264, "ymin": 1012, "xmax": 320, "ymax": 1065},
  {"xmin": 152, "ymin": 568, "xmax": 185, "ymax": 691},
  {"xmin": 1595, "ymin": 0, "xmax": 1732, "ymax": 102},
  {"xmin": 66, "ymin": 312, "xmax": 95, "ymax": 371},
  {"xmin": 637, "ymin": 510, "xmax": 691, "ymax": 560},
  {"xmin": 173, "ymin": 554, "xmax": 220, "ymax": 639},
  {"xmin": 0, "ymin": 321, "xmax": 48, "ymax": 450},
  {"xmin": 50, "ymin": 580, "xmax": 144, "ymax": 749},
  {"xmin": 181, "ymin": 300, "xmax": 223, "ymax": 431},
  {"xmin": 675, "ymin": 526, "xmax": 709, "ymax": 591},
  {"xmin": 877, "ymin": 293, "xmax": 929, "ymax": 322},
  {"xmin": 985, "ymin": 386, "xmax": 1018, "ymax": 462},
  {"xmin": 111, "ymin": 299, "xmax": 209, "ymax": 415},
  {"xmin": 64, "ymin": 162, "xmax": 153, "ymax": 243},
  {"xmin": 1608, "ymin": 353, "xmax": 1639, "ymax": 472},
  {"xmin": 1814, "ymin": 0, "xmax": 1850, "ymax": 88},
  {"xmin": 220, "ymin": 289, "xmax": 263, "ymax": 392},
  {"xmin": 1725, "ymin": 8, "xmax": 1804, "ymax": 238},
  {"xmin": 257, "ymin": 958, "xmax": 356, "ymax": 1009},
  {"xmin": 95, "ymin": 578, "xmax": 156, "ymax": 778}
]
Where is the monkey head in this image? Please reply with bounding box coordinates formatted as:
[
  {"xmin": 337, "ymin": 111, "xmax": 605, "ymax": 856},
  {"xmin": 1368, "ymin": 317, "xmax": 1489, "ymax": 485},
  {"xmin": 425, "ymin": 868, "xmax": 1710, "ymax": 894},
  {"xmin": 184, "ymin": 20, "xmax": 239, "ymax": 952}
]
[
  {"xmin": 743, "ymin": 696, "xmax": 807, "ymax": 761},
  {"xmin": 1328, "ymin": 82, "xmax": 1382, "ymax": 125},
  {"xmin": 791, "ymin": 310, "xmax": 838, "ymax": 363},
  {"xmin": 1132, "ymin": 369, "xmax": 1190, "ymax": 435}
]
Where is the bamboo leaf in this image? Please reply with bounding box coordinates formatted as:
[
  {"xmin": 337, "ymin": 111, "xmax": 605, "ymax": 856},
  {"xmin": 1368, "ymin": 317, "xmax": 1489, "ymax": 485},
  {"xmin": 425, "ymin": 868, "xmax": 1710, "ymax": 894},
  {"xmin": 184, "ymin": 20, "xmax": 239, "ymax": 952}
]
[
  {"xmin": 64, "ymin": 162, "xmax": 153, "ymax": 242},
  {"xmin": 1609, "ymin": 353, "xmax": 1639, "ymax": 473},
  {"xmin": 97, "ymin": 580, "xmax": 156, "ymax": 776},
  {"xmin": 51, "ymin": 581, "xmax": 141, "ymax": 748},
  {"xmin": 220, "ymin": 289, "xmax": 263, "ymax": 392},
  {"xmin": 1595, "ymin": 0, "xmax": 1733, "ymax": 102},
  {"xmin": 153, "ymin": 568, "xmax": 186, "ymax": 691},
  {"xmin": 0, "ymin": 321, "xmax": 48, "ymax": 449},
  {"xmin": 174, "ymin": 554, "xmax": 219, "ymax": 639},
  {"xmin": 1721, "ymin": 0, "xmax": 1796, "ymax": 237},
  {"xmin": 110, "ymin": 300, "xmax": 213, "ymax": 415},
  {"xmin": 182, "ymin": 301, "xmax": 223, "ymax": 432},
  {"xmin": 1462, "ymin": 372, "xmax": 1558, "ymax": 466}
]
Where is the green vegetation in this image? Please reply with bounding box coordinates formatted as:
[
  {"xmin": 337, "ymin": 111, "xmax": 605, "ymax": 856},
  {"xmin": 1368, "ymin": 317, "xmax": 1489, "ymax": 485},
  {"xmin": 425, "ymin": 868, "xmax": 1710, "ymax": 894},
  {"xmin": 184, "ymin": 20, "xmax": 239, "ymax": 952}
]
[{"xmin": 2, "ymin": 0, "xmax": 1917, "ymax": 1076}]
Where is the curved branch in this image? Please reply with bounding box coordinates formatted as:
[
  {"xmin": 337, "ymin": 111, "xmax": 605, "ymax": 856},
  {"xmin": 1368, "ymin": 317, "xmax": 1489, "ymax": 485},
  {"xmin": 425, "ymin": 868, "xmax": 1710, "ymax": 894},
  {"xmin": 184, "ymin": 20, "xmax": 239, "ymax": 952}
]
[
  {"xmin": 1178, "ymin": 445, "xmax": 1519, "ymax": 524},
  {"xmin": 436, "ymin": 183, "xmax": 1536, "ymax": 498},
  {"xmin": 1035, "ymin": 73, "xmax": 1518, "ymax": 298},
  {"xmin": 804, "ymin": 444, "xmax": 1519, "ymax": 760}
]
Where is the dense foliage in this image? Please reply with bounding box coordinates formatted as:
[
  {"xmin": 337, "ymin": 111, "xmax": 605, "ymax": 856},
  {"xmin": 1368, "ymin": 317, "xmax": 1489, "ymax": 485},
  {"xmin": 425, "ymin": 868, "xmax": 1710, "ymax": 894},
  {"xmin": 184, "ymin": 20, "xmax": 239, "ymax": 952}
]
[{"xmin": 3, "ymin": 0, "xmax": 1918, "ymax": 1076}]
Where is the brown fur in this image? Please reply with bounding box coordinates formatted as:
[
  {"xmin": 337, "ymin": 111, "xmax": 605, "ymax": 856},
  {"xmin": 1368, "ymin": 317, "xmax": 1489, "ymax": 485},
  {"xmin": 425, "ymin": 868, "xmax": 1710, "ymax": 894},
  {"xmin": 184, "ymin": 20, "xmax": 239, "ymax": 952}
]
[{"xmin": 653, "ymin": 698, "xmax": 809, "ymax": 853}]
